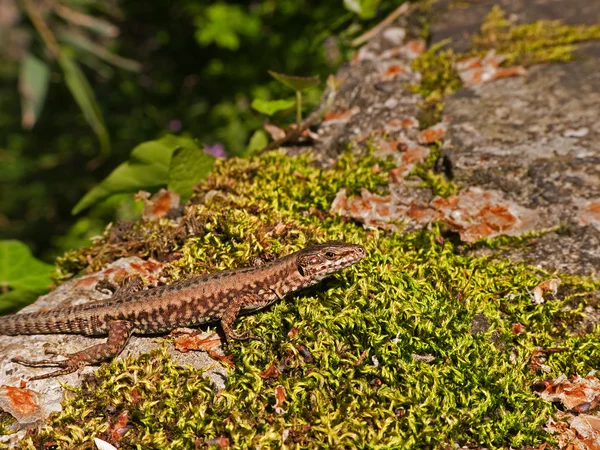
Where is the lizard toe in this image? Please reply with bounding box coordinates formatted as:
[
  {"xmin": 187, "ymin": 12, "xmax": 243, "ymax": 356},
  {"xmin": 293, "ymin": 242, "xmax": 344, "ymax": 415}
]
[
  {"xmin": 27, "ymin": 365, "xmax": 80, "ymax": 381},
  {"xmin": 12, "ymin": 356, "xmax": 65, "ymax": 368},
  {"xmin": 226, "ymin": 329, "xmax": 256, "ymax": 342}
]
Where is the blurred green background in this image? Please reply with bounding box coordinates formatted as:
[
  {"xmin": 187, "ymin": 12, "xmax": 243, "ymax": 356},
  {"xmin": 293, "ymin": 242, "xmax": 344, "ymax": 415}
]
[{"xmin": 0, "ymin": 0, "xmax": 398, "ymax": 262}]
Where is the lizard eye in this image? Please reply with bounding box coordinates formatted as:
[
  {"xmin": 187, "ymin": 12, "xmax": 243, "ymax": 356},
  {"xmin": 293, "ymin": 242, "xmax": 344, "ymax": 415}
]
[{"xmin": 325, "ymin": 251, "xmax": 335, "ymax": 259}]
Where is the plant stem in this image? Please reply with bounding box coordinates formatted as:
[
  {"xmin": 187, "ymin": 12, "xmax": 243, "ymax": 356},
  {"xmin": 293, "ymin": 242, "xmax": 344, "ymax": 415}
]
[
  {"xmin": 296, "ymin": 90, "xmax": 302, "ymax": 126},
  {"xmin": 22, "ymin": 0, "xmax": 60, "ymax": 58}
]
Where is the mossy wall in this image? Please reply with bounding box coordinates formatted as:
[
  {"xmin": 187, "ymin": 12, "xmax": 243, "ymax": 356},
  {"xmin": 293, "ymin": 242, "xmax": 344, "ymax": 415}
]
[
  {"xmin": 17, "ymin": 150, "xmax": 600, "ymax": 449},
  {"xmin": 11, "ymin": 5, "xmax": 600, "ymax": 449}
]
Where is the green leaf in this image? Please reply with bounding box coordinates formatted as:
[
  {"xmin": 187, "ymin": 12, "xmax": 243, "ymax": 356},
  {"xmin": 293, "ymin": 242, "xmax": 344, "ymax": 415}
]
[
  {"xmin": 54, "ymin": 9, "xmax": 119, "ymax": 38},
  {"xmin": 19, "ymin": 53, "xmax": 50, "ymax": 129},
  {"xmin": 194, "ymin": 3, "xmax": 261, "ymax": 50},
  {"xmin": 58, "ymin": 29, "xmax": 142, "ymax": 72},
  {"xmin": 168, "ymin": 143, "xmax": 215, "ymax": 201},
  {"xmin": 72, "ymin": 135, "xmax": 193, "ymax": 214},
  {"xmin": 251, "ymin": 98, "xmax": 296, "ymax": 116},
  {"xmin": 0, "ymin": 290, "xmax": 40, "ymax": 315},
  {"xmin": 267, "ymin": 71, "xmax": 320, "ymax": 92},
  {"xmin": 58, "ymin": 50, "xmax": 111, "ymax": 156},
  {"xmin": 343, "ymin": 0, "xmax": 381, "ymax": 19},
  {"xmin": 0, "ymin": 240, "xmax": 54, "ymax": 314},
  {"xmin": 246, "ymin": 129, "xmax": 269, "ymax": 155}
]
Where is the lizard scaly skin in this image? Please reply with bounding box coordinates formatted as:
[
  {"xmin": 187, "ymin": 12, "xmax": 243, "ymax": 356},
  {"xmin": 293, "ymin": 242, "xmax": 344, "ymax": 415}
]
[{"xmin": 0, "ymin": 241, "xmax": 365, "ymax": 380}]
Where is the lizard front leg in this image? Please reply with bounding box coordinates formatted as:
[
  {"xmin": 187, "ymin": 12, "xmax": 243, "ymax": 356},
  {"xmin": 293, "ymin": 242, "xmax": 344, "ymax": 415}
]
[
  {"xmin": 220, "ymin": 295, "xmax": 258, "ymax": 343},
  {"xmin": 12, "ymin": 320, "xmax": 134, "ymax": 381}
]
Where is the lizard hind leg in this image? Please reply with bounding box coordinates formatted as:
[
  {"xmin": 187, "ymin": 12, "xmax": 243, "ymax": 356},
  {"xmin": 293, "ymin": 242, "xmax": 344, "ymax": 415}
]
[
  {"xmin": 220, "ymin": 295, "xmax": 258, "ymax": 344},
  {"xmin": 12, "ymin": 320, "xmax": 134, "ymax": 381}
]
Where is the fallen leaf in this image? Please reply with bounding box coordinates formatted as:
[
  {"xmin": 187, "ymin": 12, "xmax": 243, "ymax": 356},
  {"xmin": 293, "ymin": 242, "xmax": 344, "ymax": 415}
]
[
  {"xmin": 546, "ymin": 411, "xmax": 600, "ymax": 450},
  {"xmin": 383, "ymin": 64, "xmax": 408, "ymax": 80},
  {"xmin": 264, "ymin": 123, "xmax": 286, "ymax": 140},
  {"xmin": 172, "ymin": 331, "xmax": 235, "ymax": 368},
  {"xmin": 109, "ymin": 410, "xmax": 129, "ymax": 441},
  {"xmin": 511, "ymin": 323, "xmax": 526, "ymax": 334},
  {"xmin": 138, "ymin": 188, "xmax": 180, "ymax": 221},
  {"xmin": 172, "ymin": 330, "xmax": 220, "ymax": 352},
  {"xmin": 259, "ymin": 364, "xmax": 280, "ymax": 380},
  {"xmin": 532, "ymin": 278, "xmax": 562, "ymax": 304},
  {"xmin": 571, "ymin": 415, "xmax": 600, "ymax": 446},
  {"xmin": 535, "ymin": 374, "xmax": 600, "ymax": 411},
  {"xmin": 274, "ymin": 385, "xmax": 287, "ymax": 414}
]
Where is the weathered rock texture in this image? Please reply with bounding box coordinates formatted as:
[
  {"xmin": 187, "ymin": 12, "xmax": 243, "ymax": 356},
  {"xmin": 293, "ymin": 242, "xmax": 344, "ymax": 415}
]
[
  {"xmin": 308, "ymin": 1, "xmax": 599, "ymax": 275},
  {"xmin": 1, "ymin": 0, "xmax": 599, "ymax": 446},
  {"xmin": 432, "ymin": 0, "xmax": 600, "ymax": 274},
  {"xmin": 0, "ymin": 258, "xmax": 226, "ymax": 445}
]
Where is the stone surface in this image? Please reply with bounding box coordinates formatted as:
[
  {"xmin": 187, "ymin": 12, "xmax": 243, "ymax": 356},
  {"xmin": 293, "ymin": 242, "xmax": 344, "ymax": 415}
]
[
  {"xmin": 430, "ymin": 0, "xmax": 600, "ymax": 53},
  {"xmin": 2, "ymin": 0, "xmax": 600, "ymax": 445},
  {"xmin": 0, "ymin": 257, "xmax": 227, "ymax": 444},
  {"xmin": 293, "ymin": 0, "xmax": 600, "ymax": 274},
  {"xmin": 294, "ymin": 34, "xmax": 426, "ymax": 162},
  {"xmin": 433, "ymin": 1, "xmax": 600, "ymax": 275}
]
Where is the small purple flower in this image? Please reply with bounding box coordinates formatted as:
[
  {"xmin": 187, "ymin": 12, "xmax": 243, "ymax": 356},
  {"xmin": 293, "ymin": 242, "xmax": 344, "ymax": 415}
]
[
  {"xmin": 168, "ymin": 119, "xmax": 182, "ymax": 132},
  {"xmin": 204, "ymin": 142, "xmax": 227, "ymax": 159}
]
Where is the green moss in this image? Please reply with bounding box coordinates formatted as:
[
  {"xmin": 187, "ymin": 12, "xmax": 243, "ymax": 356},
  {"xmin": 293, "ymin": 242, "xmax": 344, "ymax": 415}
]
[
  {"xmin": 409, "ymin": 41, "xmax": 462, "ymax": 128},
  {"xmin": 15, "ymin": 150, "xmax": 600, "ymax": 449},
  {"xmin": 0, "ymin": 411, "xmax": 16, "ymax": 438},
  {"xmin": 54, "ymin": 149, "xmax": 392, "ymax": 282},
  {"xmin": 472, "ymin": 6, "xmax": 600, "ymax": 66},
  {"xmin": 12, "ymin": 9, "xmax": 600, "ymax": 450},
  {"xmin": 411, "ymin": 142, "xmax": 458, "ymax": 198}
]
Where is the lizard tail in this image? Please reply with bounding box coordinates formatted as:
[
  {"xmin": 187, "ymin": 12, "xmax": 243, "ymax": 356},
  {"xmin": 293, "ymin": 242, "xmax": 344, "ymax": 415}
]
[{"xmin": 0, "ymin": 310, "xmax": 77, "ymax": 335}]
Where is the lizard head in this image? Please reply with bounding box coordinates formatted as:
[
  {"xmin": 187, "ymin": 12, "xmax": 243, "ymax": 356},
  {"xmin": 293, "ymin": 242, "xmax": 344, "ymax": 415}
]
[{"xmin": 296, "ymin": 241, "xmax": 366, "ymax": 283}]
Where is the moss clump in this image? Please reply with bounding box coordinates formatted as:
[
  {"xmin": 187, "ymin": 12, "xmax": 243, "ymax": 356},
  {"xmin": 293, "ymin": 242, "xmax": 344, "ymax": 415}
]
[
  {"xmin": 410, "ymin": 141, "xmax": 458, "ymax": 198},
  {"xmin": 11, "ymin": 9, "xmax": 600, "ymax": 449},
  {"xmin": 409, "ymin": 41, "xmax": 462, "ymax": 128},
  {"xmin": 0, "ymin": 411, "xmax": 16, "ymax": 438},
  {"xmin": 15, "ymin": 149, "xmax": 600, "ymax": 449},
  {"xmin": 24, "ymin": 349, "xmax": 219, "ymax": 449},
  {"xmin": 54, "ymin": 149, "xmax": 393, "ymax": 282},
  {"xmin": 473, "ymin": 5, "xmax": 600, "ymax": 66}
]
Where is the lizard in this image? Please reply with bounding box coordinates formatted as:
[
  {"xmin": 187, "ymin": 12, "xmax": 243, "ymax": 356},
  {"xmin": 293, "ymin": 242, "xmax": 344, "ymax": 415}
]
[{"xmin": 0, "ymin": 241, "xmax": 366, "ymax": 380}]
